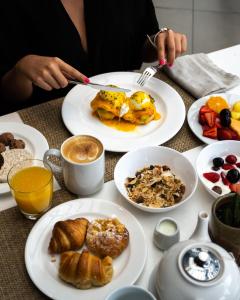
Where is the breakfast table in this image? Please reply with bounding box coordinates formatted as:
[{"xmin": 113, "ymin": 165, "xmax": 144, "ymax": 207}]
[{"xmin": 1, "ymin": 44, "xmax": 240, "ymax": 300}]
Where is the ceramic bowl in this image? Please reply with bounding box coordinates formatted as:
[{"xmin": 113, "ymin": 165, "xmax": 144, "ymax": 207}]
[
  {"xmin": 105, "ymin": 285, "xmax": 156, "ymax": 300},
  {"xmin": 196, "ymin": 140, "xmax": 240, "ymax": 198},
  {"xmin": 209, "ymin": 193, "xmax": 240, "ymax": 265},
  {"xmin": 114, "ymin": 146, "xmax": 198, "ymax": 213}
]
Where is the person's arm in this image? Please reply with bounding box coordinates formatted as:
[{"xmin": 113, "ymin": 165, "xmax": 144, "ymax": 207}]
[
  {"xmin": 143, "ymin": 29, "xmax": 187, "ymax": 66},
  {"xmin": 0, "ymin": 55, "xmax": 89, "ymax": 102},
  {"xmin": 141, "ymin": 0, "xmax": 187, "ymax": 66}
]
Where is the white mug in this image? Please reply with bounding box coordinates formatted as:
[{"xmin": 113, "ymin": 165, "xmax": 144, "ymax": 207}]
[{"xmin": 43, "ymin": 135, "xmax": 105, "ymax": 195}]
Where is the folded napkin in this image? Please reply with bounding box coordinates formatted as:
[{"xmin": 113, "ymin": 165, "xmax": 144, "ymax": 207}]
[{"xmin": 163, "ymin": 53, "xmax": 240, "ymax": 98}]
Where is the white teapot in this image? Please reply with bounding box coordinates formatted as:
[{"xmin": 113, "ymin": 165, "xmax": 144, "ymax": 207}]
[{"xmin": 155, "ymin": 212, "xmax": 240, "ymax": 300}]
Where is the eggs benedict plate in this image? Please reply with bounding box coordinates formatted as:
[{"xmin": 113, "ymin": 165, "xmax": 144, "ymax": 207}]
[
  {"xmin": 62, "ymin": 72, "xmax": 185, "ymax": 152},
  {"xmin": 91, "ymin": 88, "xmax": 160, "ymax": 130}
]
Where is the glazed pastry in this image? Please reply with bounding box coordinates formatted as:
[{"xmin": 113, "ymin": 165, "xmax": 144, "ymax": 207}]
[
  {"xmin": 59, "ymin": 250, "xmax": 113, "ymax": 289},
  {"xmin": 86, "ymin": 218, "xmax": 129, "ymax": 258},
  {"xmin": 48, "ymin": 218, "xmax": 89, "ymax": 253}
]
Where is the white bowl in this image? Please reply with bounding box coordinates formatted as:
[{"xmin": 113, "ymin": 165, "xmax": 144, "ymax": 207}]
[
  {"xmin": 196, "ymin": 140, "xmax": 240, "ymax": 198},
  {"xmin": 114, "ymin": 146, "xmax": 198, "ymax": 213},
  {"xmin": 105, "ymin": 286, "xmax": 156, "ymax": 300}
]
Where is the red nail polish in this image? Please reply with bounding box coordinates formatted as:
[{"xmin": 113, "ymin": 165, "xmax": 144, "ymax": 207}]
[
  {"xmin": 159, "ymin": 59, "xmax": 166, "ymax": 66},
  {"xmin": 168, "ymin": 63, "xmax": 173, "ymax": 68},
  {"xmin": 84, "ymin": 77, "xmax": 90, "ymax": 84}
]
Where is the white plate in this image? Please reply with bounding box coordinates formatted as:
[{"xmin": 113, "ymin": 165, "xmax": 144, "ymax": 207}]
[
  {"xmin": 25, "ymin": 198, "xmax": 147, "ymax": 300},
  {"xmin": 0, "ymin": 122, "xmax": 49, "ymax": 194},
  {"xmin": 62, "ymin": 72, "xmax": 185, "ymax": 152},
  {"xmin": 187, "ymin": 93, "xmax": 240, "ymax": 144}
]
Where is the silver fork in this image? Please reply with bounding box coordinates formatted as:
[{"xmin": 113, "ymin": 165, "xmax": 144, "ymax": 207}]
[{"xmin": 137, "ymin": 64, "xmax": 162, "ymax": 86}]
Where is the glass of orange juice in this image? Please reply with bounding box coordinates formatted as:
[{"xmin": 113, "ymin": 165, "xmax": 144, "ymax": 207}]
[{"xmin": 7, "ymin": 159, "xmax": 53, "ymax": 220}]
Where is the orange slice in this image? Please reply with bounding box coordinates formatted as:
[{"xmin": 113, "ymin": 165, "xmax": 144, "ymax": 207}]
[{"xmin": 206, "ymin": 96, "xmax": 229, "ymax": 113}]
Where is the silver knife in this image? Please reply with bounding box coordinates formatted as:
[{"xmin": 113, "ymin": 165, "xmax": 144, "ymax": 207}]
[{"xmin": 69, "ymin": 80, "xmax": 131, "ymax": 93}]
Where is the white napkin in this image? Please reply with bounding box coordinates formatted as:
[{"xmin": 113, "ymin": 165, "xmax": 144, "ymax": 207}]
[{"xmin": 163, "ymin": 53, "xmax": 240, "ymax": 98}]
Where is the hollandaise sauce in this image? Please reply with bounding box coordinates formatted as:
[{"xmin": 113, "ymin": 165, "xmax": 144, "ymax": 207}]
[{"xmin": 101, "ymin": 119, "xmax": 137, "ymax": 132}]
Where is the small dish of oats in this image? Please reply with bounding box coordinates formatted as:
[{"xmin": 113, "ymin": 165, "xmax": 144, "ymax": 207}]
[{"xmin": 114, "ymin": 146, "xmax": 198, "ymax": 213}]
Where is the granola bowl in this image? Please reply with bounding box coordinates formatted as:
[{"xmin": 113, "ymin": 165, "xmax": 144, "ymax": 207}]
[{"xmin": 114, "ymin": 146, "xmax": 198, "ymax": 213}]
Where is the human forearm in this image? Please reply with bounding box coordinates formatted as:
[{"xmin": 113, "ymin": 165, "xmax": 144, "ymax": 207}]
[
  {"xmin": 142, "ymin": 29, "xmax": 187, "ymax": 66},
  {"xmin": 0, "ymin": 67, "xmax": 33, "ymax": 101},
  {"xmin": 0, "ymin": 54, "xmax": 89, "ymax": 103},
  {"xmin": 142, "ymin": 37, "xmax": 158, "ymax": 63}
]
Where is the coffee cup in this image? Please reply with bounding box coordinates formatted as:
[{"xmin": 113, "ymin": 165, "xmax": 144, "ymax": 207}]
[
  {"xmin": 209, "ymin": 193, "xmax": 240, "ymax": 265},
  {"xmin": 105, "ymin": 286, "xmax": 157, "ymax": 300},
  {"xmin": 43, "ymin": 135, "xmax": 104, "ymax": 195}
]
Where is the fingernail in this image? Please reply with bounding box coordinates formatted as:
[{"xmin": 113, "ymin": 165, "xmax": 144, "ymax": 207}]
[
  {"xmin": 84, "ymin": 77, "xmax": 90, "ymax": 84},
  {"xmin": 159, "ymin": 59, "xmax": 166, "ymax": 66},
  {"xmin": 168, "ymin": 63, "xmax": 173, "ymax": 68}
]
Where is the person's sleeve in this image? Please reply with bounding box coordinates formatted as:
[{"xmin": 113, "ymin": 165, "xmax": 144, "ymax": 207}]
[
  {"xmin": 145, "ymin": 0, "xmax": 159, "ymax": 36},
  {"xmin": 0, "ymin": 2, "xmax": 28, "ymax": 79}
]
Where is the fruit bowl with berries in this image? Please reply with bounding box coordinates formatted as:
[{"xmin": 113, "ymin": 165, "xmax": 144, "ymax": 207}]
[
  {"xmin": 187, "ymin": 93, "xmax": 240, "ymax": 144},
  {"xmin": 196, "ymin": 140, "xmax": 240, "ymax": 198}
]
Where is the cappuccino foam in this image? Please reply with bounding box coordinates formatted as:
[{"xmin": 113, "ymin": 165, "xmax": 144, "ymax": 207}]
[{"xmin": 62, "ymin": 136, "xmax": 103, "ymax": 163}]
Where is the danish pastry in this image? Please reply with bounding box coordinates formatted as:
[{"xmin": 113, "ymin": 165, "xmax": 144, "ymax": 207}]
[{"xmin": 86, "ymin": 218, "xmax": 129, "ymax": 258}]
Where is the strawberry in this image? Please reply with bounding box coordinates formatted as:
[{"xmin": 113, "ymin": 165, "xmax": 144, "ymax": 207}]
[
  {"xmin": 200, "ymin": 105, "xmax": 213, "ymax": 114},
  {"xmin": 221, "ymin": 171, "xmax": 230, "ymax": 185},
  {"xmin": 230, "ymin": 129, "xmax": 239, "ymax": 140},
  {"xmin": 198, "ymin": 113, "xmax": 206, "ymax": 125},
  {"xmin": 215, "ymin": 117, "xmax": 222, "ymax": 128},
  {"xmin": 217, "ymin": 128, "xmax": 234, "ymax": 140},
  {"xmin": 222, "ymin": 164, "xmax": 235, "ymax": 170},
  {"xmin": 203, "ymin": 172, "xmax": 220, "ymax": 183},
  {"xmin": 203, "ymin": 126, "xmax": 217, "ymax": 139},
  {"xmin": 205, "ymin": 112, "xmax": 216, "ymax": 128}
]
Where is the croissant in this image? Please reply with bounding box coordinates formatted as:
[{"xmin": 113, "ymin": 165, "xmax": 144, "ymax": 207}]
[
  {"xmin": 59, "ymin": 250, "xmax": 113, "ymax": 289},
  {"xmin": 48, "ymin": 218, "xmax": 89, "ymax": 253}
]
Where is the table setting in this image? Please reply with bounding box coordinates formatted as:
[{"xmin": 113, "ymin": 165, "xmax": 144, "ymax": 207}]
[{"xmin": 1, "ymin": 45, "xmax": 240, "ymax": 300}]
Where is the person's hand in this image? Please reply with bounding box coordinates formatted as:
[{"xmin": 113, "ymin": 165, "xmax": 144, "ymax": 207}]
[
  {"xmin": 156, "ymin": 29, "xmax": 187, "ymax": 67},
  {"xmin": 15, "ymin": 55, "xmax": 89, "ymax": 91}
]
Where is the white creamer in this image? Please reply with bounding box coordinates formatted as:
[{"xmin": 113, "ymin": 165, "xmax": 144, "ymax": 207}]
[{"xmin": 157, "ymin": 220, "xmax": 177, "ymax": 236}]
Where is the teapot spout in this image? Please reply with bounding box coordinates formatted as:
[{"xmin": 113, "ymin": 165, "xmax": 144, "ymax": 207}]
[{"xmin": 190, "ymin": 211, "xmax": 211, "ymax": 242}]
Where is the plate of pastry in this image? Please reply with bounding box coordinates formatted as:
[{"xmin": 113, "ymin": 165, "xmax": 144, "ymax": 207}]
[
  {"xmin": 25, "ymin": 198, "xmax": 147, "ymax": 300},
  {"xmin": 0, "ymin": 122, "xmax": 49, "ymax": 194},
  {"xmin": 62, "ymin": 72, "xmax": 185, "ymax": 152}
]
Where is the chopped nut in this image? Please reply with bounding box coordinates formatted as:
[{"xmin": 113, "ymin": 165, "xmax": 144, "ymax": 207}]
[
  {"xmin": 9, "ymin": 139, "xmax": 25, "ymax": 149},
  {"xmin": 136, "ymin": 196, "xmax": 144, "ymax": 203},
  {"xmin": 0, "ymin": 132, "xmax": 14, "ymax": 146},
  {"xmin": 0, "ymin": 143, "xmax": 6, "ymax": 153},
  {"xmin": 0, "ymin": 154, "xmax": 4, "ymax": 169}
]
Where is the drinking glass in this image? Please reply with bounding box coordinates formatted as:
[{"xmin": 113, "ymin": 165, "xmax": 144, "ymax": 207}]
[{"xmin": 7, "ymin": 159, "xmax": 53, "ymax": 220}]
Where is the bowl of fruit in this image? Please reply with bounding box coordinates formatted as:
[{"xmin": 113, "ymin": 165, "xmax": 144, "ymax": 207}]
[
  {"xmin": 187, "ymin": 93, "xmax": 240, "ymax": 144},
  {"xmin": 196, "ymin": 140, "xmax": 240, "ymax": 198}
]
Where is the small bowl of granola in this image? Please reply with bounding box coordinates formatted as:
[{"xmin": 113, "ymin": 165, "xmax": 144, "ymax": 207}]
[{"xmin": 114, "ymin": 146, "xmax": 198, "ymax": 213}]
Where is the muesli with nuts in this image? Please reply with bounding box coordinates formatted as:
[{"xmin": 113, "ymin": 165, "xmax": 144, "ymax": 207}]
[{"xmin": 125, "ymin": 165, "xmax": 185, "ymax": 208}]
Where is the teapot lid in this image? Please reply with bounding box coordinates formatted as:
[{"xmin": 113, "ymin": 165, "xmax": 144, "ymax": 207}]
[{"xmin": 181, "ymin": 247, "xmax": 221, "ymax": 282}]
